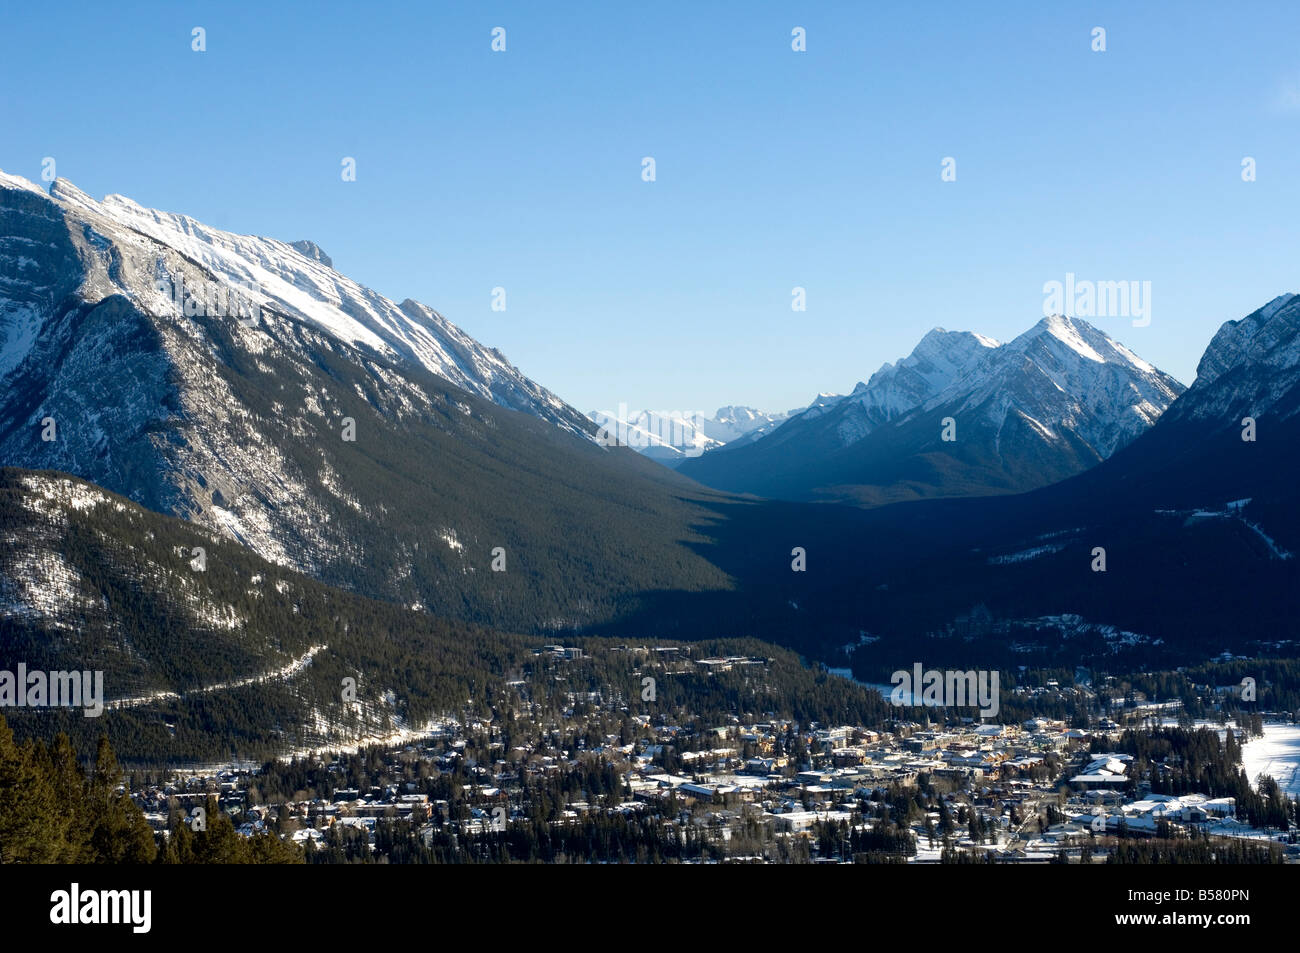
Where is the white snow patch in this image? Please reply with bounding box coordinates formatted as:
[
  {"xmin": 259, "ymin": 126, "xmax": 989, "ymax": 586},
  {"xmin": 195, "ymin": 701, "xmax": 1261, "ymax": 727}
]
[
  {"xmin": 989, "ymin": 543, "xmax": 1066, "ymax": 565},
  {"xmin": 1241, "ymin": 723, "xmax": 1300, "ymax": 798}
]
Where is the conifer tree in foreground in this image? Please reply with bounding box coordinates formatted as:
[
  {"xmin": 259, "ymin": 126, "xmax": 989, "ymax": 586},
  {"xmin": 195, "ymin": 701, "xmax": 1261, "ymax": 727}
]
[{"xmin": 0, "ymin": 716, "xmax": 301, "ymax": 864}]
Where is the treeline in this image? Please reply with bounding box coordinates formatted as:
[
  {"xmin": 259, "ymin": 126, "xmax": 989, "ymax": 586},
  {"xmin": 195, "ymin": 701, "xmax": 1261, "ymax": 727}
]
[
  {"xmin": 0, "ymin": 716, "xmax": 300, "ymax": 864},
  {"xmin": 1105, "ymin": 727, "xmax": 1297, "ymax": 828},
  {"xmin": 1108, "ymin": 838, "xmax": 1283, "ymax": 864},
  {"xmin": 536, "ymin": 637, "xmax": 893, "ymax": 729},
  {"xmin": 309, "ymin": 812, "xmax": 730, "ymax": 865},
  {"xmin": 812, "ymin": 818, "xmax": 915, "ymax": 858},
  {"xmin": 1116, "ymin": 659, "xmax": 1300, "ymax": 718}
]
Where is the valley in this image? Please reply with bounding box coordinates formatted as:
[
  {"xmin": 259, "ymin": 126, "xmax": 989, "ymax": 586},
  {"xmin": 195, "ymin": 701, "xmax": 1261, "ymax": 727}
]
[{"xmin": 0, "ymin": 172, "xmax": 1297, "ymax": 872}]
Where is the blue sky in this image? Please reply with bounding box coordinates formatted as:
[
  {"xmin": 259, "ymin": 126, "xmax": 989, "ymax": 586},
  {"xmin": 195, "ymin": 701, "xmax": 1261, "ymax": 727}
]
[{"xmin": 3, "ymin": 1, "xmax": 1298, "ymax": 416}]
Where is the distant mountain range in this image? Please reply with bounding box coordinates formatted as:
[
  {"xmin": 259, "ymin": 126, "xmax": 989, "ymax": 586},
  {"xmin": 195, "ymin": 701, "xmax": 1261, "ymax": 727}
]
[
  {"xmin": 677, "ymin": 315, "xmax": 1185, "ymax": 504},
  {"xmin": 586, "ymin": 404, "xmax": 792, "ymax": 464}
]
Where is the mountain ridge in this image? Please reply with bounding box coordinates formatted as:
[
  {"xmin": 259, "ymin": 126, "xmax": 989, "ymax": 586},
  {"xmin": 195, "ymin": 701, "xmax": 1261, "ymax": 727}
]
[
  {"xmin": 677, "ymin": 315, "xmax": 1184, "ymax": 504},
  {"xmin": 2, "ymin": 171, "xmax": 590, "ymax": 437}
]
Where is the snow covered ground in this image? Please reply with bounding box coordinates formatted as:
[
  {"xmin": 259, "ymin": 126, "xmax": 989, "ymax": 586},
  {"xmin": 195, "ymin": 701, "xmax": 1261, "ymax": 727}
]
[{"xmin": 1240, "ymin": 722, "xmax": 1300, "ymax": 797}]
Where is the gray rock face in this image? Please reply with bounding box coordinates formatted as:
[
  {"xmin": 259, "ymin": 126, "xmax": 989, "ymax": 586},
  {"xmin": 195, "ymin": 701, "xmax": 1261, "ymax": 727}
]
[
  {"xmin": 1170, "ymin": 293, "xmax": 1300, "ymax": 423},
  {"xmin": 289, "ymin": 239, "xmax": 332, "ymax": 268}
]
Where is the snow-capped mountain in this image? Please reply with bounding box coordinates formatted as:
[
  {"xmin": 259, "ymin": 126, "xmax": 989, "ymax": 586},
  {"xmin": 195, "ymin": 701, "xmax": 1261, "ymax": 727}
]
[
  {"xmin": 801, "ymin": 329, "xmax": 1001, "ymax": 443},
  {"xmin": 848, "ymin": 294, "xmax": 1300, "ymax": 657},
  {"xmin": 710, "ymin": 405, "xmax": 790, "ymax": 440},
  {"xmin": 0, "ymin": 171, "xmax": 589, "ymax": 436},
  {"xmin": 0, "ymin": 171, "xmax": 728, "ymax": 631},
  {"xmin": 587, "ymin": 408, "xmax": 724, "ymax": 462},
  {"xmin": 586, "ymin": 404, "xmax": 790, "ymax": 464},
  {"xmin": 706, "ymin": 398, "xmax": 840, "ymax": 454},
  {"xmin": 668, "ymin": 296, "xmax": 1300, "ymax": 668},
  {"xmin": 927, "ymin": 314, "xmax": 1182, "ymax": 460},
  {"xmin": 677, "ymin": 315, "xmax": 1184, "ymax": 503}
]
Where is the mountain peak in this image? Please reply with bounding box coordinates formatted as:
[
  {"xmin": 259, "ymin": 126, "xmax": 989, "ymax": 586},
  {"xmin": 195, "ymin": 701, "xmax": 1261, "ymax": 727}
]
[
  {"xmin": 289, "ymin": 240, "xmax": 332, "ymax": 268},
  {"xmin": 916, "ymin": 326, "xmax": 1000, "ymax": 349},
  {"xmin": 1033, "ymin": 313, "xmax": 1102, "ymax": 355},
  {"xmin": 713, "ymin": 405, "xmax": 773, "ymax": 426},
  {"xmin": 796, "ymin": 329, "xmax": 1003, "ymax": 443},
  {"xmin": 1012, "ymin": 313, "xmax": 1157, "ymax": 374},
  {"xmin": 679, "ymin": 312, "xmax": 1184, "ymax": 500},
  {"xmin": 1258, "ymin": 293, "xmax": 1297, "ymax": 322},
  {"xmin": 0, "ymin": 169, "xmax": 48, "ymax": 197},
  {"xmin": 1028, "ymin": 311, "xmax": 1099, "ymax": 343},
  {"xmin": 864, "ymin": 327, "xmax": 1000, "ymax": 394},
  {"xmin": 47, "ymin": 176, "xmax": 100, "ymax": 210}
]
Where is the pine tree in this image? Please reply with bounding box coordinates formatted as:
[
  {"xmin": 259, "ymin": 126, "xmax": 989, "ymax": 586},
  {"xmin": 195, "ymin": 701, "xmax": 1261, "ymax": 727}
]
[
  {"xmin": 85, "ymin": 735, "xmax": 155, "ymax": 863},
  {"xmin": 0, "ymin": 717, "xmax": 64, "ymax": 863},
  {"xmin": 46, "ymin": 732, "xmax": 91, "ymax": 861}
]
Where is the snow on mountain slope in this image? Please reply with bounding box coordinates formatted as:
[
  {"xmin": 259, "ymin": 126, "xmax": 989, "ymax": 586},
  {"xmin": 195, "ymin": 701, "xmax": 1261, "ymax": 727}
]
[
  {"xmin": 929, "ymin": 315, "xmax": 1183, "ymax": 459},
  {"xmin": 699, "ymin": 330, "xmax": 999, "ymax": 458},
  {"xmin": 1168, "ymin": 292, "xmax": 1300, "ymax": 423},
  {"xmin": 708, "ymin": 405, "xmax": 790, "ymax": 440},
  {"xmin": 587, "ymin": 407, "xmax": 725, "ymax": 462},
  {"xmin": 778, "ymin": 392, "xmax": 845, "ymax": 425},
  {"xmin": 677, "ymin": 316, "xmax": 1183, "ymax": 502},
  {"xmin": 789, "ymin": 318, "xmax": 1174, "ymax": 460},
  {"xmin": 709, "ymin": 404, "xmax": 806, "ymax": 450},
  {"xmin": 586, "ymin": 404, "xmax": 789, "ymax": 463},
  {"xmin": 830, "ymin": 329, "xmax": 1001, "ymax": 444},
  {"xmin": 0, "ymin": 467, "xmax": 544, "ymax": 761},
  {"xmin": 11, "ymin": 173, "xmax": 589, "ymax": 436}
]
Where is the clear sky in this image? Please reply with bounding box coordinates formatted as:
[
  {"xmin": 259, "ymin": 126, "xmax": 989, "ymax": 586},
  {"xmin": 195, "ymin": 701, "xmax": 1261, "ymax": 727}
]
[{"xmin": 3, "ymin": 1, "xmax": 1298, "ymax": 417}]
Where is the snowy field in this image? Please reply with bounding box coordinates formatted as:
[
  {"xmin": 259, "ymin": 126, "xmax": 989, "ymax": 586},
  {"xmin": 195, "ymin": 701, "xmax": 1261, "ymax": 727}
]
[{"xmin": 1240, "ymin": 722, "xmax": 1300, "ymax": 797}]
